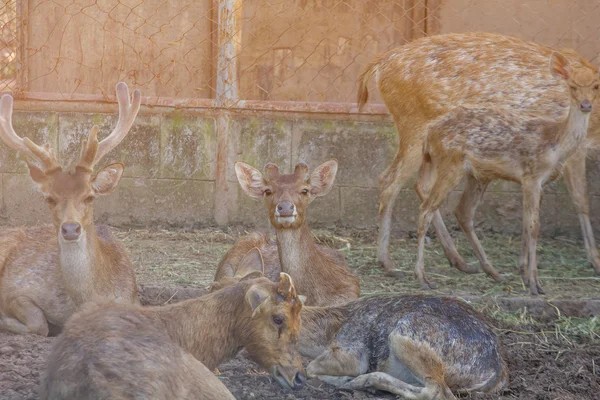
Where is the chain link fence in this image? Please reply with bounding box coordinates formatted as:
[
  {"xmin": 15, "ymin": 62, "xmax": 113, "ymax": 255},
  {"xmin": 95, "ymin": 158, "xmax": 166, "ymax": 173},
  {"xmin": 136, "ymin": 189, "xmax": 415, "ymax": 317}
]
[{"xmin": 0, "ymin": 0, "xmax": 599, "ymax": 108}]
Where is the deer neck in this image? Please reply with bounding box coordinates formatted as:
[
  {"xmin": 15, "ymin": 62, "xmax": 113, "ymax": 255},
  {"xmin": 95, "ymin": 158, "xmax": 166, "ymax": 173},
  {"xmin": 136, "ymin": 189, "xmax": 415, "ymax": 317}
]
[
  {"xmin": 155, "ymin": 283, "xmax": 253, "ymax": 370},
  {"xmin": 275, "ymin": 222, "xmax": 319, "ymax": 276},
  {"xmin": 558, "ymin": 103, "xmax": 590, "ymax": 155},
  {"xmin": 58, "ymin": 226, "xmax": 102, "ymax": 305},
  {"xmin": 299, "ymin": 305, "xmax": 347, "ymax": 358}
]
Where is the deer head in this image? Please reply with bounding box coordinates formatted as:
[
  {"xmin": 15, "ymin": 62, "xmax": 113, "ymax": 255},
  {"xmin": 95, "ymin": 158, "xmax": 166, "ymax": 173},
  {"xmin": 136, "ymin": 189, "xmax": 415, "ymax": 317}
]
[
  {"xmin": 244, "ymin": 273, "xmax": 306, "ymax": 390},
  {"xmin": 550, "ymin": 52, "xmax": 600, "ymax": 113},
  {"xmin": 0, "ymin": 82, "xmax": 141, "ymax": 242},
  {"xmin": 235, "ymin": 159, "xmax": 338, "ymax": 229}
]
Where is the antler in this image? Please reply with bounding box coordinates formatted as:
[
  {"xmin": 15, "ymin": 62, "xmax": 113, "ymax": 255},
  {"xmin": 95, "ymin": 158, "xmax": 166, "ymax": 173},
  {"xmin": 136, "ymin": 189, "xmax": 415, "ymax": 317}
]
[
  {"xmin": 93, "ymin": 82, "xmax": 141, "ymax": 165},
  {"xmin": 0, "ymin": 94, "xmax": 60, "ymax": 172}
]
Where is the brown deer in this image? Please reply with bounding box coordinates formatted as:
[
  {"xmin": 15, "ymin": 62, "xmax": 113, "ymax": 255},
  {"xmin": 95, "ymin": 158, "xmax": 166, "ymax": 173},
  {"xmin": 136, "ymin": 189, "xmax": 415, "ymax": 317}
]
[
  {"xmin": 413, "ymin": 52, "xmax": 600, "ymax": 295},
  {"xmin": 40, "ymin": 273, "xmax": 306, "ymax": 399},
  {"xmin": 213, "ymin": 160, "xmax": 360, "ymax": 306},
  {"xmin": 0, "ymin": 82, "xmax": 141, "ymax": 336},
  {"xmin": 212, "ymin": 269, "xmax": 507, "ymax": 399},
  {"xmin": 357, "ymin": 32, "xmax": 600, "ymax": 279}
]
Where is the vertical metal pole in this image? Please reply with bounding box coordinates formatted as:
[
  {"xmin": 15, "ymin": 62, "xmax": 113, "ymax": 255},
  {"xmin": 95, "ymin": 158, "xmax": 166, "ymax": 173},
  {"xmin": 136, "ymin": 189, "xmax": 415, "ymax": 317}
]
[{"xmin": 214, "ymin": 0, "xmax": 241, "ymax": 226}]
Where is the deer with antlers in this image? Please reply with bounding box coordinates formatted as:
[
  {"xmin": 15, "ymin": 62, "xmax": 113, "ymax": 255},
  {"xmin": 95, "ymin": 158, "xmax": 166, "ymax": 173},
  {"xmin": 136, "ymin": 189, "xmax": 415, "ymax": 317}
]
[
  {"xmin": 358, "ymin": 32, "xmax": 600, "ymax": 284},
  {"xmin": 0, "ymin": 82, "xmax": 141, "ymax": 336}
]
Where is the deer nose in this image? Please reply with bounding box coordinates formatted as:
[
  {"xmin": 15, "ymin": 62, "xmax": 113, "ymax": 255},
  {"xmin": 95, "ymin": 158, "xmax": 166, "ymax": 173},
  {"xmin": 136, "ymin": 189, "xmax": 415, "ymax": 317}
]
[
  {"xmin": 276, "ymin": 201, "xmax": 296, "ymax": 218},
  {"xmin": 292, "ymin": 372, "xmax": 306, "ymax": 390},
  {"xmin": 580, "ymin": 100, "xmax": 593, "ymax": 113},
  {"xmin": 61, "ymin": 223, "xmax": 82, "ymax": 241}
]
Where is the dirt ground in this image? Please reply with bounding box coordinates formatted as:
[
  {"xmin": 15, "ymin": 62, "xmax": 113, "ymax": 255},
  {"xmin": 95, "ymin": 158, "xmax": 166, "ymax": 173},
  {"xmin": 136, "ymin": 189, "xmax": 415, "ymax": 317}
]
[{"xmin": 1, "ymin": 226, "xmax": 600, "ymax": 399}]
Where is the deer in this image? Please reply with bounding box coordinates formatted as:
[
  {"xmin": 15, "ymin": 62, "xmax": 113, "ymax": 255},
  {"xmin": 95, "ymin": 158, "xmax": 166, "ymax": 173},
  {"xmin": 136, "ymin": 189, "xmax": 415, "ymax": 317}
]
[
  {"xmin": 0, "ymin": 82, "xmax": 141, "ymax": 336},
  {"xmin": 412, "ymin": 52, "xmax": 600, "ymax": 295},
  {"xmin": 40, "ymin": 273, "xmax": 306, "ymax": 399},
  {"xmin": 357, "ymin": 32, "xmax": 600, "ymax": 281},
  {"xmin": 213, "ymin": 159, "xmax": 360, "ymax": 306},
  {"xmin": 212, "ymin": 268, "xmax": 507, "ymax": 399}
]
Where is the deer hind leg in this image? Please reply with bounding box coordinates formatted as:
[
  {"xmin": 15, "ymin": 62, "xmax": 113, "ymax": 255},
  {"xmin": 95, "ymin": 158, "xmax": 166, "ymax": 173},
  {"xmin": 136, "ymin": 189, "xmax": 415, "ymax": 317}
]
[
  {"xmin": 378, "ymin": 148, "xmax": 414, "ymax": 278},
  {"xmin": 1, "ymin": 296, "xmax": 49, "ymax": 336},
  {"xmin": 522, "ymin": 181, "xmax": 544, "ymax": 295},
  {"xmin": 415, "ymin": 156, "xmax": 465, "ymax": 290},
  {"xmin": 563, "ymin": 148, "xmax": 600, "ymax": 274},
  {"xmin": 341, "ymin": 371, "xmax": 454, "ymax": 399},
  {"xmin": 454, "ymin": 175, "xmax": 502, "ymax": 281}
]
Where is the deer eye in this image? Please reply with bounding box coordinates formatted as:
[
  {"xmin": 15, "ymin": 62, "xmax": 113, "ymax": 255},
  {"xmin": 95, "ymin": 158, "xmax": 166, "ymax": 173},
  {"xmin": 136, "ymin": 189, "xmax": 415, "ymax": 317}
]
[
  {"xmin": 46, "ymin": 197, "xmax": 57, "ymax": 206},
  {"xmin": 84, "ymin": 196, "xmax": 95, "ymax": 203},
  {"xmin": 594, "ymin": 84, "xmax": 599, "ymax": 90},
  {"xmin": 272, "ymin": 315, "xmax": 284, "ymax": 325},
  {"xmin": 264, "ymin": 189, "xmax": 272, "ymax": 196},
  {"xmin": 301, "ymin": 188, "xmax": 309, "ymax": 195}
]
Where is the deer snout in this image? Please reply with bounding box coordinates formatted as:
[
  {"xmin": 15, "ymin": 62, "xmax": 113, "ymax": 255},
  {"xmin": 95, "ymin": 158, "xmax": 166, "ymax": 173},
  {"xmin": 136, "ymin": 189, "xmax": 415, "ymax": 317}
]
[
  {"xmin": 61, "ymin": 223, "xmax": 82, "ymax": 241},
  {"xmin": 292, "ymin": 371, "xmax": 307, "ymax": 390},
  {"xmin": 276, "ymin": 201, "xmax": 296, "ymax": 218},
  {"xmin": 580, "ymin": 100, "xmax": 593, "ymax": 113}
]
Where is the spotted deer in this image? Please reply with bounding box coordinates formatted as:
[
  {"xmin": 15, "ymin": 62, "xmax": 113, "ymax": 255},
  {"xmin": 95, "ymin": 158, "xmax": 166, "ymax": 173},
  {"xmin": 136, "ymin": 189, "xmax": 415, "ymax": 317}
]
[
  {"xmin": 41, "ymin": 274, "xmax": 306, "ymax": 399},
  {"xmin": 0, "ymin": 82, "xmax": 141, "ymax": 336},
  {"xmin": 213, "ymin": 160, "xmax": 360, "ymax": 306},
  {"xmin": 413, "ymin": 52, "xmax": 600, "ymax": 295},
  {"xmin": 357, "ymin": 32, "xmax": 600, "ymax": 280},
  {"xmin": 212, "ymin": 268, "xmax": 506, "ymax": 399}
]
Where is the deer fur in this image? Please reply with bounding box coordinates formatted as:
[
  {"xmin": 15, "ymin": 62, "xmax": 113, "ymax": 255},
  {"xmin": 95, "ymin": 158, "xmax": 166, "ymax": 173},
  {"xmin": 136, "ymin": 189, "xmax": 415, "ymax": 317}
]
[
  {"xmin": 40, "ymin": 273, "xmax": 306, "ymax": 399},
  {"xmin": 213, "ymin": 160, "xmax": 359, "ymax": 306},
  {"xmin": 357, "ymin": 32, "xmax": 600, "ymax": 279},
  {"xmin": 212, "ymin": 270, "xmax": 506, "ymax": 400},
  {"xmin": 413, "ymin": 52, "xmax": 600, "ymax": 295},
  {"xmin": 0, "ymin": 83, "xmax": 141, "ymax": 336}
]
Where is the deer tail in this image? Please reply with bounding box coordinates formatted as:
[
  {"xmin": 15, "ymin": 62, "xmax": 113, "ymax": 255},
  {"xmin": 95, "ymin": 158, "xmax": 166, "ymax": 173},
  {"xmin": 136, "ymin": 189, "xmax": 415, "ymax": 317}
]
[{"xmin": 357, "ymin": 58, "xmax": 382, "ymax": 111}]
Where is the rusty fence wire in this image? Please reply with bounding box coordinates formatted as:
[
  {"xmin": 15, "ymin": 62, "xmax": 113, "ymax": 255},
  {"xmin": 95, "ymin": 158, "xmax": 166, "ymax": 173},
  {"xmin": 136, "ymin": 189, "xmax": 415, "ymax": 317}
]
[{"xmin": 0, "ymin": 0, "xmax": 599, "ymax": 109}]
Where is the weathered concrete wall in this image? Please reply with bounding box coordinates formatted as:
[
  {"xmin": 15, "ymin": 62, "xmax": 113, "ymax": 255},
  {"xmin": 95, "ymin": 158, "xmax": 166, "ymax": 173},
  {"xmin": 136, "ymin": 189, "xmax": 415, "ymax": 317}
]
[{"xmin": 2, "ymin": 109, "xmax": 600, "ymax": 238}]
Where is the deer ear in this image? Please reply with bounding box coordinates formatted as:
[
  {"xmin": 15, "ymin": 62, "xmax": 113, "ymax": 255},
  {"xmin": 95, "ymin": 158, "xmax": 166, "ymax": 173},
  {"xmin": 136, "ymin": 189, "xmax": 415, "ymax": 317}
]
[
  {"xmin": 245, "ymin": 286, "xmax": 270, "ymax": 316},
  {"xmin": 235, "ymin": 247, "xmax": 265, "ymax": 279},
  {"xmin": 235, "ymin": 161, "xmax": 267, "ymax": 199},
  {"xmin": 550, "ymin": 52, "xmax": 570, "ymax": 80},
  {"xmin": 26, "ymin": 162, "xmax": 48, "ymax": 186},
  {"xmin": 309, "ymin": 159, "xmax": 338, "ymax": 197},
  {"xmin": 92, "ymin": 163, "xmax": 124, "ymax": 195}
]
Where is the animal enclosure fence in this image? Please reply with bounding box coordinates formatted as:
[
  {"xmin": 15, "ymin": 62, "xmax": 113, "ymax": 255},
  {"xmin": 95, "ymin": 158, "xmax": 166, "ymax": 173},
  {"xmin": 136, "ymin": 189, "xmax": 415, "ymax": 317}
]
[
  {"xmin": 1, "ymin": 0, "xmax": 599, "ymax": 109},
  {"xmin": 0, "ymin": 0, "xmax": 599, "ymax": 229}
]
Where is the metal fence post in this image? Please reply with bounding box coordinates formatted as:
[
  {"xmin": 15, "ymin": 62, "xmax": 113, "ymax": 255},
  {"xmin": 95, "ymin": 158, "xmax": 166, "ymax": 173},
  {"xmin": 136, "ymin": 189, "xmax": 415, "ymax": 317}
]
[{"xmin": 214, "ymin": 0, "xmax": 242, "ymax": 226}]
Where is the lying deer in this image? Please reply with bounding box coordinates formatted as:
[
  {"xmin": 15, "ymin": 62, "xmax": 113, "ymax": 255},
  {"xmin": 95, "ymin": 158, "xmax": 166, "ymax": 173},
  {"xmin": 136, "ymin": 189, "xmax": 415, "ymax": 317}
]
[
  {"xmin": 414, "ymin": 52, "xmax": 600, "ymax": 294},
  {"xmin": 213, "ymin": 160, "xmax": 360, "ymax": 306},
  {"xmin": 213, "ymin": 270, "xmax": 507, "ymax": 399},
  {"xmin": 0, "ymin": 82, "xmax": 141, "ymax": 336},
  {"xmin": 40, "ymin": 273, "xmax": 305, "ymax": 399},
  {"xmin": 358, "ymin": 32, "xmax": 600, "ymax": 279}
]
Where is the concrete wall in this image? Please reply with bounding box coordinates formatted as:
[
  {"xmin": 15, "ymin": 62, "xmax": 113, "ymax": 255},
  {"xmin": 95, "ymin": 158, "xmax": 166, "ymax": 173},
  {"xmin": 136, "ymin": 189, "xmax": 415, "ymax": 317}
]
[{"xmin": 2, "ymin": 109, "xmax": 600, "ymax": 237}]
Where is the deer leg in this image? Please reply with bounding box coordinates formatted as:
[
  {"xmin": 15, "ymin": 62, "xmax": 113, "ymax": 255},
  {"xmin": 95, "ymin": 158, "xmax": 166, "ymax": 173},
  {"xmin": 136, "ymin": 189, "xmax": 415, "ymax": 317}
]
[
  {"xmin": 522, "ymin": 181, "xmax": 544, "ymax": 295},
  {"xmin": 454, "ymin": 175, "xmax": 502, "ymax": 281},
  {"xmin": 415, "ymin": 159, "xmax": 464, "ymax": 290},
  {"xmin": 306, "ymin": 345, "xmax": 367, "ymax": 379},
  {"xmin": 342, "ymin": 371, "xmax": 455, "ymax": 399},
  {"xmin": 2, "ymin": 296, "xmax": 49, "ymax": 336},
  {"xmin": 563, "ymin": 149, "xmax": 600, "ymax": 274},
  {"xmin": 378, "ymin": 151, "xmax": 411, "ymax": 278}
]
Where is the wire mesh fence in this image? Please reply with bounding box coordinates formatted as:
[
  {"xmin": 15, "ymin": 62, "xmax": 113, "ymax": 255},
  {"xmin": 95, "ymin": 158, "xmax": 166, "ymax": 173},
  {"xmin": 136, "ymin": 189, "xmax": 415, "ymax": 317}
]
[{"xmin": 0, "ymin": 0, "xmax": 599, "ymax": 109}]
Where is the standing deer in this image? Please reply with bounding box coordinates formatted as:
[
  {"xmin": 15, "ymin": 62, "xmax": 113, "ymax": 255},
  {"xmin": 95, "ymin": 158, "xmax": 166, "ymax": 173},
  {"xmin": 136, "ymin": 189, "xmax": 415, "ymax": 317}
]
[
  {"xmin": 41, "ymin": 273, "xmax": 306, "ymax": 399},
  {"xmin": 213, "ymin": 160, "xmax": 360, "ymax": 306},
  {"xmin": 358, "ymin": 32, "xmax": 600, "ymax": 279},
  {"xmin": 211, "ymin": 269, "xmax": 507, "ymax": 399},
  {"xmin": 413, "ymin": 52, "xmax": 600, "ymax": 294},
  {"xmin": 0, "ymin": 82, "xmax": 141, "ymax": 336}
]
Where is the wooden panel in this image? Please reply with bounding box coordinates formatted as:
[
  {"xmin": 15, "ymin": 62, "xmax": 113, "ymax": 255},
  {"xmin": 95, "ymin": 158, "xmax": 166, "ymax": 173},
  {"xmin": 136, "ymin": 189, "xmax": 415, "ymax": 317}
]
[
  {"xmin": 237, "ymin": 0, "xmax": 430, "ymax": 103},
  {"xmin": 25, "ymin": 0, "xmax": 214, "ymax": 98},
  {"xmin": 438, "ymin": 0, "xmax": 600, "ymax": 64}
]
